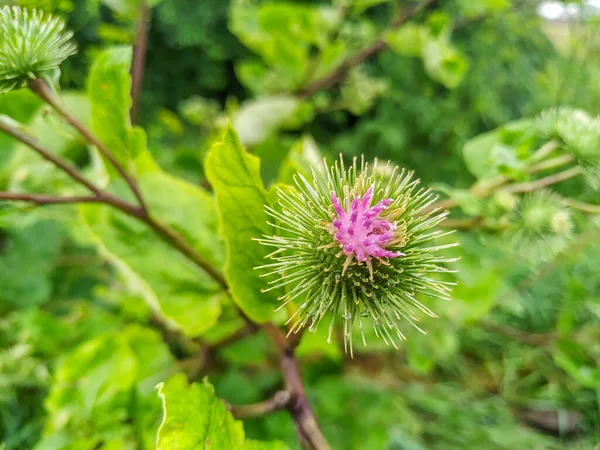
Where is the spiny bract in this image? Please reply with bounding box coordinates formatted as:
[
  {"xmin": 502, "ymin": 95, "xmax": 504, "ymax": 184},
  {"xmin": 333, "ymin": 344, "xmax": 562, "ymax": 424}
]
[
  {"xmin": 257, "ymin": 157, "xmax": 457, "ymax": 354},
  {"xmin": 0, "ymin": 6, "xmax": 76, "ymax": 95}
]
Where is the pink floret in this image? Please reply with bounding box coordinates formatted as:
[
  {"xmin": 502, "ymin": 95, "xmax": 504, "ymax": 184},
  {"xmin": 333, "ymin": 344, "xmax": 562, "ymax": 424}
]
[{"xmin": 331, "ymin": 186, "xmax": 403, "ymax": 263}]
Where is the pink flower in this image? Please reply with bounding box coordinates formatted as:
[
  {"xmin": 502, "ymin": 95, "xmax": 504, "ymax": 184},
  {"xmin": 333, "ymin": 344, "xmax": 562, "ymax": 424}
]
[{"xmin": 331, "ymin": 186, "xmax": 403, "ymax": 273}]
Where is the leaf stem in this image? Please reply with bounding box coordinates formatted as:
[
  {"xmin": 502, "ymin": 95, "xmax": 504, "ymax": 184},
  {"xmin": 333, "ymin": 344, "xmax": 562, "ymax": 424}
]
[{"xmin": 28, "ymin": 78, "xmax": 149, "ymax": 213}]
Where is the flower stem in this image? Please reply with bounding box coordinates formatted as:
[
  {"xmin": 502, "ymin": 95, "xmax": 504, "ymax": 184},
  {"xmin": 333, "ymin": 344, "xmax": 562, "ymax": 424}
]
[{"xmin": 265, "ymin": 324, "xmax": 331, "ymax": 450}]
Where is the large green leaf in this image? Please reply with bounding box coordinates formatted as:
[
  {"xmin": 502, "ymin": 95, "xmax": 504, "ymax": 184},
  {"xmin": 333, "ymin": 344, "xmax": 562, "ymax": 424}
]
[
  {"xmin": 80, "ymin": 170, "xmax": 226, "ymax": 337},
  {"xmin": 205, "ymin": 127, "xmax": 279, "ymax": 322},
  {"xmin": 157, "ymin": 374, "xmax": 244, "ymax": 449},
  {"xmin": 157, "ymin": 374, "xmax": 290, "ymax": 450}
]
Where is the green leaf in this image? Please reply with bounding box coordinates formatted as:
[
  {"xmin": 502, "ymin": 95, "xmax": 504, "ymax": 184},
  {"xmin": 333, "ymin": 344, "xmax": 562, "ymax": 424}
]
[
  {"xmin": 0, "ymin": 220, "xmax": 63, "ymax": 312},
  {"xmin": 384, "ymin": 24, "xmax": 425, "ymax": 57},
  {"xmin": 87, "ymin": 46, "xmax": 158, "ymax": 176},
  {"xmin": 340, "ymin": 68, "xmax": 388, "ymax": 115},
  {"xmin": 431, "ymin": 184, "xmax": 482, "ymax": 216},
  {"xmin": 156, "ymin": 374, "xmax": 244, "ymax": 449},
  {"xmin": 422, "ymin": 38, "xmax": 468, "ymax": 89},
  {"xmin": 205, "ymin": 127, "xmax": 280, "ymax": 322},
  {"xmin": 230, "ymin": 0, "xmax": 342, "ymax": 90},
  {"xmin": 41, "ymin": 325, "xmax": 173, "ymax": 446},
  {"xmin": 243, "ymin": 441, "xmax": 291, "ymax": 450},
  {"xmin": 463, "ymin": 119, "xmax": 538, "ymax": 179},
  {"xmin": 386, "ymin": 23, "xmax": 467, "ymax": 89},
  {"xmin": 233, "ymin": 96, "xmax": 300, "ymax": 146},
  {"xmin": 157, "ymin": 374, "xmax": 290, "ymax": 450},
  {"xmin": 88, "ymin": 47, "xmax": 132, "ymax": 164},
  {"xmin": 100, "ymin": 0, "xmax": 165, "ymax": 18},
  {"xmin": 278, "ymin": 135, "xmax": 322, "ymax": 185},
  {"xmin": 347, "ymin": 0, "xmax": 392, "ymax": 15},
  {"xmin": 80, "ymin": 170, "xmax": 226, "ymax": 336},
  {"xmin": 554, "ymin": 339, "xmax": 600, "ymax": 388},
  {"xmin": 455, "ymin": 0, "xmax": 509, "ymax": 18}
]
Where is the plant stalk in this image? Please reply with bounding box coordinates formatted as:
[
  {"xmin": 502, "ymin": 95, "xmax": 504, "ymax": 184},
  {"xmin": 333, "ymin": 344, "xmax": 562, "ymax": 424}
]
[
  {"xmin": 265, "ymin": 324, "xmax": 331, "ymax": 450},
  {"xmin": 28, "ymin": 79, "xmax": 149, "ymax": 213},
  {"xmin": 130, "ymin": 0, "xmax": 150, "ymax": 124}
]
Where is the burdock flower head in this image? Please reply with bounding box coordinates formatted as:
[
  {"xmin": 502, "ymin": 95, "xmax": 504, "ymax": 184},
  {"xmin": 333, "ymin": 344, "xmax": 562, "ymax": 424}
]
[
  {"xmin": 0, "ymin": 6, "xmax": 76, "ymax": 94},
  {"xmin": 257, "ymin": 157, "xmax": 457, "ymax": 354}
]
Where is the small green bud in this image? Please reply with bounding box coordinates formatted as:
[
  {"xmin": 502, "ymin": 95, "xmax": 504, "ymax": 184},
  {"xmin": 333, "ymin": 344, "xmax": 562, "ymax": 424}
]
[
  {"xmin": 0, "ymin": 6, "xmax": 76, "ymax": 95},
  {"xmin": 508, "ymin": 190, "xmax": 572, "ymax": 262}
]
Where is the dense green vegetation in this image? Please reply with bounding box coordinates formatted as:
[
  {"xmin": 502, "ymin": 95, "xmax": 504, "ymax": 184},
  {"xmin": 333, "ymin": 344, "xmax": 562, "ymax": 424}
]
[{"xmin": 0, "ymin": 0, "xmax": 599, "ymax": 449}]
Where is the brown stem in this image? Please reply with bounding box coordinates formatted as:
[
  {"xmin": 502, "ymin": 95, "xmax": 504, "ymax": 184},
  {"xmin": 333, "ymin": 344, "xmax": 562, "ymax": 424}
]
[
  {"xmin": 28, "ymin": 79, "xmax": 149, "ymax": 213},
  {"xmin": 0, "ymin": 192, "xmax": 104, "ymax": 205},
  {"xmin": 130, "ymin": 0, "xmax": 150, "ymax": 124},
  {"xmin": 0, "ymin": 117, "xmax": 144, "ymax": 218},
  {"xmin": 228, "ymin": 391, "xmax": 291, "ymax": 419},
  {"xmin": 295, "ymin": 0, "xmax": 439, "ymax": 98},
  {"xmin": 265, "ymin": 324, "xmax": 331, "ymax": 450}
]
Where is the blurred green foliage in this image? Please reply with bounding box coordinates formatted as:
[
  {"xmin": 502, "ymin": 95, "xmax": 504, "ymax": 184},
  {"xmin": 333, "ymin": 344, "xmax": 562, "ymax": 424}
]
[{"xmin": 1, "ymin": 0, "xmax": 599, "ymax": 449}]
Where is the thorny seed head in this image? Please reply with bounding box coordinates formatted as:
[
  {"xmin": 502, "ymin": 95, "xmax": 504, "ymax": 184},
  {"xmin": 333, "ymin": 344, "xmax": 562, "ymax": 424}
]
[
  {"xmin": 256, "ymin": 157, "xmax": 458, "ymax": 355},
  {"xmin": 0, "ymin": 6, "xmax": 76, "ymax": 95},
  {"xmin": 507, "ymin": 189, "xmax": 573, "ymax": 263}
]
